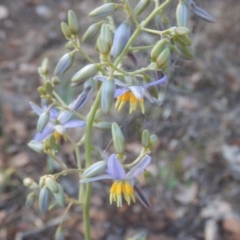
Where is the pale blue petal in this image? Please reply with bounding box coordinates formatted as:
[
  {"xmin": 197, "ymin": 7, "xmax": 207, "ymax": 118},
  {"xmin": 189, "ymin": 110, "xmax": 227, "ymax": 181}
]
[
  {"xmin": 114, "ymin": 88, "xmax": 128, "ymax": 98},
  {"xmin": 114, "ymin": 78, "xmax": 128, "ymax": 87},
  {"xmin": 143, "ymin": 89, "xmax": 154, "ymax": 103},
  {"xmin": 129, "ymin": 86, "xmax": 145, "ymax": 99},
  {"xmin": 63, "ymin": 120, "xmax": 85, "ymax": 128},
  {"xmin": 49, "ymin": 108, "xmax": 58, "ymax": 119},
  {"xmin": 34, "ymin": 124, "xmax": 54, "ymax": 142},
  {"xmin": 94, "ymin": 76, "xmax": 107, "ymax": 82},
  {"xmin": 107, "ymin": 154, "xmax": 126, "ymax": 180},
  {"xmin": 80, "ymin": 174, "xmax": 113, "ymax": 183},
  {"xmin": 144, "ymin": 75, "xmax": 168, "ymax": 88},
  {"xmin": 126, "ymin": 155, "xmax": 151, "ymax": 179},
  {"xmin": 57, "ymin": 110, "xmax": 73, "ymax": 124},
  {"xmin": 29, "ymin": 102, "xmax": 43, "ymax": 116}
]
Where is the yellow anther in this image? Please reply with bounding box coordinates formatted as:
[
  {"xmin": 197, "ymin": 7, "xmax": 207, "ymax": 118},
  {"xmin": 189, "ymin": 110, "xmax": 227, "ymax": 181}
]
[{"xmin": 54, "ymin": 131, "xmax": 61, "ymax": 141}]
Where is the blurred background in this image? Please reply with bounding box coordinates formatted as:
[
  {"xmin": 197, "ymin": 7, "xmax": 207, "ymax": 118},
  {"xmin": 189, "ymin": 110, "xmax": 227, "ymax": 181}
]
[{"xmin": 1, "ymin": 0, "xmax": 240, "ymax": 239}]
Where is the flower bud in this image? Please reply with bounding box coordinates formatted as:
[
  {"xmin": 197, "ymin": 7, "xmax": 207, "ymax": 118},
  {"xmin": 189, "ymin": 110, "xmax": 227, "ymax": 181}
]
[
  {"xmin": 101, "ymin": 79, "xmax": 115, "ymax": 113},
  {"xmin": 26, "ymin": 192, "xmax": 36, "ymax": 208},
  {"xmin": 65, "ymin": 41, "xmax": 74, "ymax": 49},
  {"xmin": 53, "ymin": 183, "xmax": 65, "ymax": 207},
  {"xmin": 141, "ymin": 129, "xmax": 151, "ymax": 148},
  {"xmin": 176, "ymin": 0, "xmax": 189, "ymax": 27},
  {"xmin": 37, "ymin": 111, "xmax": 49, "ymax": 133},
  {"xmin": 37, "ymin": 86, "xmax": 46, "ymax": 96},
  {"xmin": 44, "ymin": 81, "xmax": 53, "ymax": 94},
  {"xmin": 55, "ymin": 227, "xmax": 65, "ymax": 240},
  {"xmin": 89, "ymin": 3, "xmax": 119, "ymax": 19},
  {"xmin": 175, "ymin": 41, "xmax": 193, "ymax": 59},
  {"xmin": 39, "ymin": 176, "xmax": 46, "ymax": 188},
  {"xmin": 174, "ymin": 26, "xmax": 190, "ymax": 35},
  {"xmin": 150, "ymin": 134, "xmax": 158, "ymax": 149},
  {"xmin": 45, "ymin": 176, "xmax": 59, "ymax": 193},
  {"xmin": 110, "ymin": 22, "xmax": 131, "ymax": 58},
  {"xmin": 39, "ymin": 186, "xmax": 50, "ymax": 212},
  {"xmin": 112, "ymin": 122, "xmax": 125, "ymax": 154},
  {"xmin": 150, "ymin": 38, "xmax": 168, "ymax": 62},
  {"xmin": 23, "ymin": 178, "xmax": 38, "ymax": 189},
  {"xmin": 61, "ymin": 22, "xmax": 72, "ymax": 39},
  {"xmin": 71, "ymin": 64, "xmax": 100, "ymax": 85},
  {"xmin": 68, "ymin": 10, "xmax": 79, "ymax": 35},
  {"xmin": 134, "ymin": 0, "xmax": 151, "ymax": 16},
  {"xmin": 82, "ymin": 22, "xmax": 103, "ymax": 43},
  {"xmin": 28, "ymin": 140, "xmax": 44, "ymax": 153},
  {"xmin": 97, "ymin": 38, "xmax": 110, "ymax": 55},
  {"xmin": 41, "ymin": 58, "xmax": 50, "ymax": 76},
  {"xmin": 94, "ymin": 121, "xmax": 112, "ymax": 130},
  {"xmin": 100, "ymin": 24, "xmax": 112, "ymax": 48},
  {"xmin": 173, "ymin": 34, "xmax": 191, "ymax": 46},
  {"xmin": 82, "ymin": 160, "xmax": 107, "ymax": 178},
  {"xmin": 156, "ymin": 47, "xmax": 170, "ymax": 69},
  {"xmin": 54, "ymin": 52, "xmax": 75, "ymax": 76}
]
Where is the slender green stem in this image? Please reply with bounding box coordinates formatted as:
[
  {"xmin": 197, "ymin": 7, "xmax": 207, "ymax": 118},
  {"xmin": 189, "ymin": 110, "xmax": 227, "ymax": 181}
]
[
  {"xmin": 82, "ymin": 88, "xmax": 102, "ymax": 240},
  {"xmin": 59, "ymin": 202, "xmax": 73, "ymax": 227},
  {"xmin": 130, "ymin": 45, "xmax": 154, "ymax": 51}
]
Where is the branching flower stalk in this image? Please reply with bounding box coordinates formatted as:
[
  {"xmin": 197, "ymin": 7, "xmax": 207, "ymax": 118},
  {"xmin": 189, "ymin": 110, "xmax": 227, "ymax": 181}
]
[{"xmin": 25, "ymin": 0, "xmax": 215, "ymax": 239}]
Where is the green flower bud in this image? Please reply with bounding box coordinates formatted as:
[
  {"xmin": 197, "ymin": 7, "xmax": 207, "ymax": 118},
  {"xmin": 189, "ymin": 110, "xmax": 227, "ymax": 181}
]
[
  {"xmin": 134, "ymin": 0, "xmax": 151, "ymax": 16},
  {"xmin": 52, "ymin": 76, "xmax": 60, "ymax": 85},
  {"xmin": 37, "ymin": 111, "xmax": 50, "ymax": 133},
  {"xmin": 41, "ymin": 58, "xmax": 50, "ymax": 76},
  {"xmin": 174, "ymin": 41, "xmax": 193, "ymax": 59},
  {"xmin": 28, "ymin": 140, "xmax": 44, "ymax": 153},
  {"xmin": 156, "ymin": 47, "xmax": 170, "ymax": 69},
  {"xmin": 112, "ymin": 123, "xmax": 125, "ymax": 154},
  {"xmin": 174, "ymin": 26, "xmax": 190, "ymax": 35},
  {"xmin": 89, "ymin": 3, "xmax": 119, "ymax": 19},
  {"xmin": 94, "ymin": 121, "xmax": 112, "ymax": 130},
  {"xmin": 26, "ymin": 192, "xmax": 36, "ymax": 208},
  {"xmin": 23, "ymin": 178, "xmax": 38, "ymax": 189},
  {"xmin": 150, "ymin": 38, "xmax": 168, "ymax": 62},
  {"xmin": 53, "ymin": 184, "xmax": 65, "ymax": 207},
  {"xmin": 150, "ymin": 134, "xmax": 158, "ymax": 149},
  {"xmin": 37, "ymin": 86, "xmax": 46, "ymax": 96},
  {"xmin": 45, "ymin": 176, "xmax": 59, "ymax": 193},
  {"xmin": 39, "ymin": 186, "xmax": 50, "ymax": 212},
  {"xmin": 97, "ymin": 38, "xmax": 110, "ymax": 55},
  {"xmin": 65, "ymin": 41, "xmax": 74, "ymax": 49},
  {"xmin": 141, "ymin": 129, "xmax": 151, "ymax": 148},
  {"xmin": 68, "ymin": 10, "xmax": 79, "ymax": 35},
  {"xmin": 61, "ymin": 22, "xmax": 72, "ymax": 39},
  {"xmin": 39, "ymin": 176, "xmax": 46, "ymax": 188},
  {"xmin": 100, "ymin": 24, "xmax": 112, "ymax": 48},
  {"xmin": 176, "ymin": 0, "xmax": 189, "ymax": 27},
  {"xmin": 55, "ymin": 227, "xmax": 65, "ymax": 240},
  {"xmin": 71, "ymin": 64, "xmax": 100, "ymax": 84},
  {"xmin": 82, "ymin": 22, "xmax": 103, "ymax": 43},
  {"xmin": 54, "ymin": 52, "xmax": 75, "ymax": 76},
  {"xmin": 173, "ymin": 34, "xmax": 191, "ymax": 46},
  {"xmin": 44, "ymin": 81, "xmax": 53, "ymax": 94},
  {"xmin": 101, "ymin": 79, "xmax": 115, "ymax": 113},
  {"xmin": 82, "ymin": 160, "xmax": 107, "ymax": 178}
]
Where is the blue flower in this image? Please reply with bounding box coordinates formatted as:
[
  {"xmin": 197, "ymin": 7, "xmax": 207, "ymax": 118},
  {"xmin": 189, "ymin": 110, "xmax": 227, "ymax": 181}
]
[
  {"xmin": 80, "ymin": 154, "xmax": 151, "ymax": 208},
  {"xmin": 95, "ymin": 75, "xmax": 168, "ymax": 113}
]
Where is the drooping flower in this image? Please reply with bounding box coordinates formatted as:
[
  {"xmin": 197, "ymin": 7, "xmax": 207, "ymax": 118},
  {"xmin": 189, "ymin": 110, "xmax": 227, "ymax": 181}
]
[
  {"xmin": 94, "ymin": 75, "xmax": 168, "ymax": 114},
  {"xmin": 30, "ymin": 87, "xmax": 92, "ymax": 142},
  {"xmin": 80, "ymin": 154, "xmax": 151, "ymax": 208}
]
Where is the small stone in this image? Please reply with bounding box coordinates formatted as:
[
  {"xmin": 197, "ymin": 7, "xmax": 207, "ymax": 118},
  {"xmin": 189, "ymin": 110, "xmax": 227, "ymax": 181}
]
[
  {"xmin": 35, "ymin": 5, "xmax": 52, "ymax": 19},
  {"xmin": 0, "ymin": 5, "xmax": 9, "ymax": 20}
]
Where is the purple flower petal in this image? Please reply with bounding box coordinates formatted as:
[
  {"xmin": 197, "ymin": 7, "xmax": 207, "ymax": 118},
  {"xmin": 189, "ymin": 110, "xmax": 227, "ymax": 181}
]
[
  {"xmin": 114, "ymin": 78, "xmax": 128, "ymax": 87},
  {"xmin": 49, "ymin": 108, "xmax": 58, "ymax": 119},
  {"xmin": 126, "ymin": 155, "xmax": 151, "ymax": 179},
  {"xmin": 114, "ymin": 88, "xmax": 128, "ymax": 98},
  {"xmin": 144, "ymin": 75, "xmax": 168, "ymax": 88},
  {"xmin": 107, "ymin": 154, "xmax": 126, "ymax": 180},
  {"xmin": 63, "ymin": 120, "xmax": 85, "ymax": 128},
  {"xmin": 29, "ymin": 102, "xmax": 44, "ymax": 116},
  {"xmin": 34, "ymin": 124, "xmax": 54, "ymax": 142},
  {"xmin": 80, "ymin": 174, "xmax": 113, "ymax": 183},
  {"xmin": 134, "ymin": 185, "xmax": 151, "ymax": 210}
]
